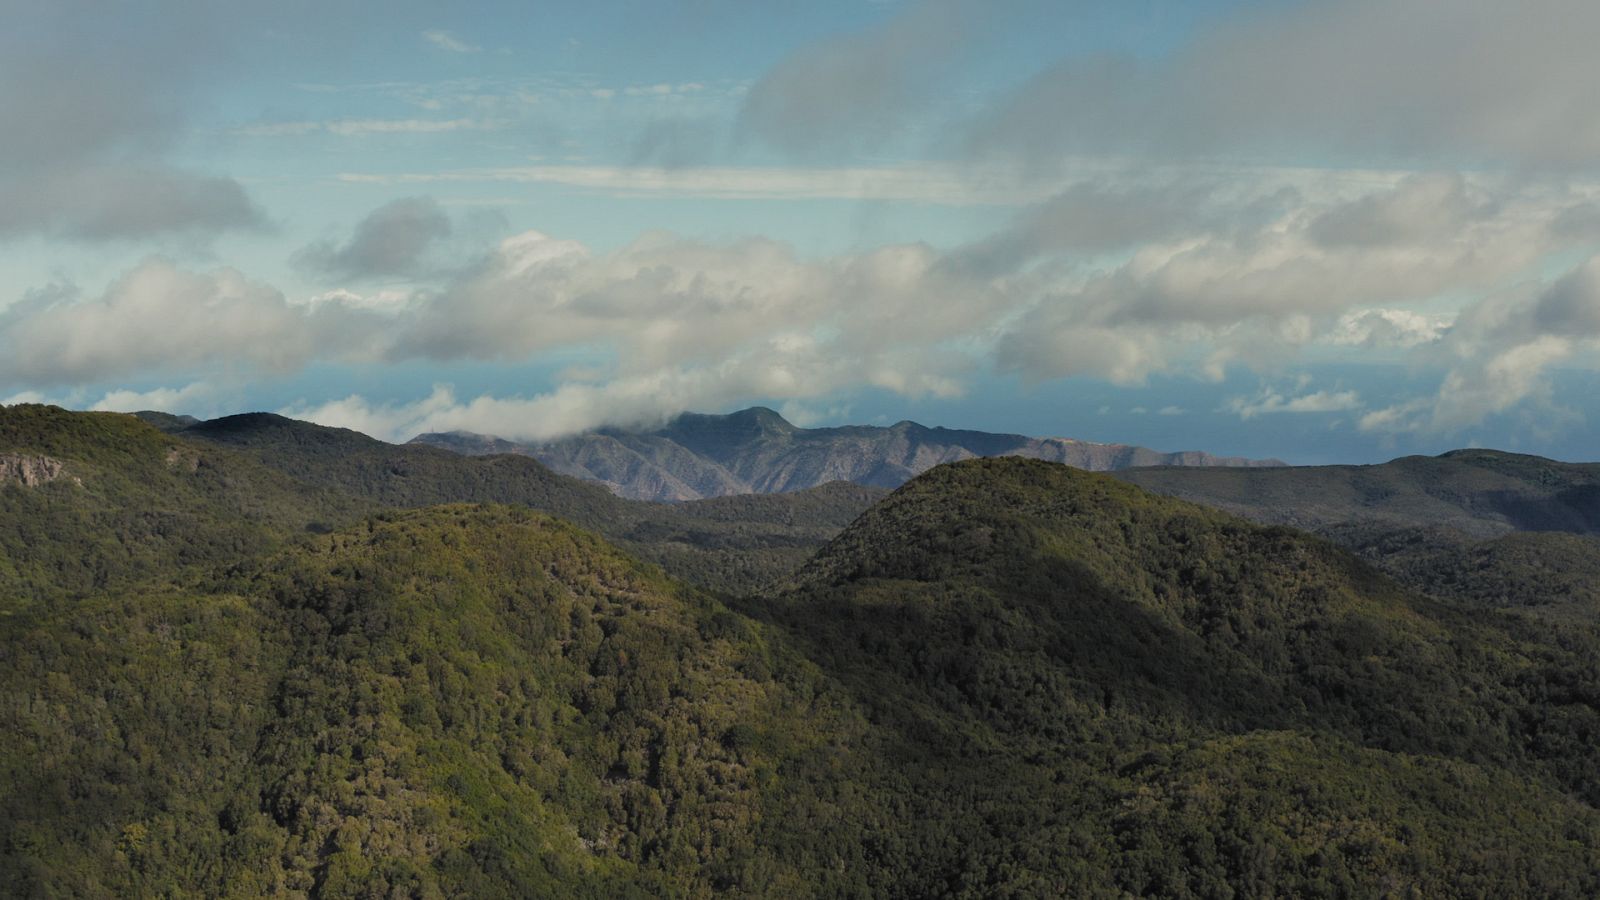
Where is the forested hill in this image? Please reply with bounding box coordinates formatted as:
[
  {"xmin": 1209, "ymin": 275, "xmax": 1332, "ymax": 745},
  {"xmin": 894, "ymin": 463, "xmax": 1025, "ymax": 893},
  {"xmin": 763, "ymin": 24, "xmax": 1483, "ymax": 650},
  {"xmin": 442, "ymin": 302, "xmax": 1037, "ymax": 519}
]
[
  {"xmin": 1114, "ymin": 450, "xmax": 1600, "ymax": 619},
  {"xmin": 8, "ymin": 410, "xmax": 1600, "ymax": 895},
  {"xmin": 409, "ymin": 405, "xmax": 1283, "ymax": 501},
  {"xmin": 2, "ymin": 405, "xmax": 882, "ymax": 599},
  {"xmin": 1114, "ymin": 448, "xmax": 1600, "ymax": 537},
  {"xmin": 757, "ymin": 458, "xmax": 1600, "ymax": 892}
]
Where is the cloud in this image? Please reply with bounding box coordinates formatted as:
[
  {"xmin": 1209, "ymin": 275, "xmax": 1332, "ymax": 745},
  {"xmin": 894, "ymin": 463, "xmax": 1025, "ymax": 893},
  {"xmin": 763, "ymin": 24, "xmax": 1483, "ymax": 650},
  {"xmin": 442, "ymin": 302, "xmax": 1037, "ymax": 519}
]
[
  {"xmin": 89, "ymin": 382, "xmax": 215, "ymax": 415},
  {"xmin": 284, "ymin": 345, "xmax": 962, "ymax": 444},
  {"xmin": 973, "ymin": 0, "xmax": 1600, "ymax": 170},
  {"xmin": 297, "ymin": 197, "xmax": 453, "ymax": 280},
  {"xmin": 1533, "ymin": 256, "xmax": 1600, "ymax": 336},
  {"xmin": 1360, "ymin": 337, "xmax": 1576, "ymax": 434},
  {"xmin": 943, "ymin": 180, "xmax": 1233, "ymax": 278},
  {"xmin": 1327, "ymin": 308, "xmax": 1452, "ymax": 349},
  {"xmin": 1306, "ymin": 173, "xmax": 1496, "ymax": 248},
  {"xmin": 0, "ymin": 0, "xmax": 263, "ymax": 240},
  {"xmin": 236, "ymin": 118, "xmax": 496, "ymax": 137},
  {"xmin": 1355, "ymin": 253, "xmax": 1600, "ymax": 434},
  {"xmin": 383, "ymin": 228, "xmax": 997, "ymax": 385},
  {"xmin": 0, "ymin": 258, "xmax": 380, "ymax": 387},
  {"xmin": 1227, "ymin": 389, "xmax": 1363, "ymax": 421},
  {"xmin": 422, "ymin": 30, "xmax": 480, "ymax": 53},
  {"xmin": 9, "ymin": 168, "xmax": 1598, "ymax": 439},
  {"xmin": 993, "ymin": 173, "xmax": 1590, "ymax": 384},
  {"xmin": 738, "ymin": 0, "xmax": 989, "ymax": 156},
  {"xmin": 0, "ymin": 165, "xmax": 264, "ymax": 241},
  {"xmin": 628, "ymin": 117, "xmax": 723, "ymax": 169},
  {"xmin": 337, "ymin": 161, "xmax": 1046, "ymax": 205}
]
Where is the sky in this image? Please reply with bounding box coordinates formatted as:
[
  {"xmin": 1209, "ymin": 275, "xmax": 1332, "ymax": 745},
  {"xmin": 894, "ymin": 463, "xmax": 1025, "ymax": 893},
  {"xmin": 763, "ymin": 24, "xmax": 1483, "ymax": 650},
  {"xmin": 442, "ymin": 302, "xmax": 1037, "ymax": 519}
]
[{"xmin": 4, "ymin": 0, "xmax": 1600, "ymax": 464}]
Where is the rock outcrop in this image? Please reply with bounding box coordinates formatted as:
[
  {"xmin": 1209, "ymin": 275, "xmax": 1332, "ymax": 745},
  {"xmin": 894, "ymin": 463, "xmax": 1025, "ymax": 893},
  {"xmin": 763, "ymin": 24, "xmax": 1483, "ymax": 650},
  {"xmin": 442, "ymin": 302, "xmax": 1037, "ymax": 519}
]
[{"xmin": 0, "ymin": 454, "xmax": 73, "ymax": 487}]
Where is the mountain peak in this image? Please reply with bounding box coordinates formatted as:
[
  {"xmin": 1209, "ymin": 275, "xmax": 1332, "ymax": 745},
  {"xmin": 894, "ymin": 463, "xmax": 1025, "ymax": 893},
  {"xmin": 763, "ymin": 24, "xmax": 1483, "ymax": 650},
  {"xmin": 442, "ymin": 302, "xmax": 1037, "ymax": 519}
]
[
  {"xmin": 183, "ymin": 412, "xmax": 386, "ymax": 450},
  {"xmin": 724, "ymin": 406, "xmax": 796, "ymax": 430}
]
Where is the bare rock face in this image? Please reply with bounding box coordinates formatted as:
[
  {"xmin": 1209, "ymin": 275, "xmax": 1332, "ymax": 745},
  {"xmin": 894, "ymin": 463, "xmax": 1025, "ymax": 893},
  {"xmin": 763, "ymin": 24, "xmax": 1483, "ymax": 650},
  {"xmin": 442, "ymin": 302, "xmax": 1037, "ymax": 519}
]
[{"xmin": 0, "ymin": 454, "xmax": 73, "ymax": 487}]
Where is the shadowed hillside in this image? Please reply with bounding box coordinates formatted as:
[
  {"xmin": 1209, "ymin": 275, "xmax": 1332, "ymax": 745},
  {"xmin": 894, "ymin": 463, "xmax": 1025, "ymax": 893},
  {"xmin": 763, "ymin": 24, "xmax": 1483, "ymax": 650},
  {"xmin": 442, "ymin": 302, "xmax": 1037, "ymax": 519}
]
[{"xmin": 1116, "ymin": 449, "xmax": 1600, "ymax": 618}]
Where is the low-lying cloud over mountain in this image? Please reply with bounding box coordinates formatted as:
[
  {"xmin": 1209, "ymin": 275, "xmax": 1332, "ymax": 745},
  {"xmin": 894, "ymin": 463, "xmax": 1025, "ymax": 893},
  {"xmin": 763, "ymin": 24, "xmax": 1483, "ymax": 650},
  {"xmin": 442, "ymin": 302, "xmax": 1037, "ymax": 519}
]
[{"xmin": 411, "ymin": 405, "xmax": 1281, "ymax": 501}]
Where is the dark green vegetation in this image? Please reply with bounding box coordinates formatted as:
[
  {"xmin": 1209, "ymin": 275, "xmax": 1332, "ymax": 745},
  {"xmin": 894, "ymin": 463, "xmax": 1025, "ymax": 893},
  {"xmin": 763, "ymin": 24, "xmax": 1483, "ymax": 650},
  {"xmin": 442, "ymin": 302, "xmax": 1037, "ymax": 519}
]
[
  {"xmin": 1117, "ymin": 449, "xmax": 1600, "ymax": 620},
  {"xmin": 412, "ymin": 405, "xmax": 1280, "ymax": 501},
  {"xmin": 165, "ymin": 409, "xmax": 887, "ymax": 597},
  {"xmin": 1116, "ymin": 448, "xmax": 1600, "ymax": 538},
  {"xmin": 7, "ymin": 405, "xmax": 1600, "ymax": 896}
]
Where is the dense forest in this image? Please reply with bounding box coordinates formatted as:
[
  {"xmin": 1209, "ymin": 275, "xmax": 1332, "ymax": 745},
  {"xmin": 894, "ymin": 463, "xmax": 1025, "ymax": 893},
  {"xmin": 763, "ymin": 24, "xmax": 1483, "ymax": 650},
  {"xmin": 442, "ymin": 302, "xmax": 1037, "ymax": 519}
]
[{"xmin": 7, "ymin": 405, "xmax": 1600, "ymax": 896}]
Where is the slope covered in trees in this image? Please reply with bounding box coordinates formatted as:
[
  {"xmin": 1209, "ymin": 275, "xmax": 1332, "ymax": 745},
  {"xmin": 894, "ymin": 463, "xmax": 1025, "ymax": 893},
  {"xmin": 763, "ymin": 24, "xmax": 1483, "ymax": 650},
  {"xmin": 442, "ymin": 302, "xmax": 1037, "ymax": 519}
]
[
  {"xmin": 3, "ymin": 406, "xmax": 883, "ymax": 599},
  {"xmin": 7, "ymin": 409, "xmax": 1600, "ymax": 896}
]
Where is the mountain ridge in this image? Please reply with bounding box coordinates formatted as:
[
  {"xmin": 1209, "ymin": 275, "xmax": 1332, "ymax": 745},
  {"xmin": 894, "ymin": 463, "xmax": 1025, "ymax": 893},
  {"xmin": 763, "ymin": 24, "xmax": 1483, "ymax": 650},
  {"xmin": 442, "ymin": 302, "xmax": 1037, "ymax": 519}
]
[{"xmin": 411, "ymin": 406, "xmax": 1285, "ymax": 501}]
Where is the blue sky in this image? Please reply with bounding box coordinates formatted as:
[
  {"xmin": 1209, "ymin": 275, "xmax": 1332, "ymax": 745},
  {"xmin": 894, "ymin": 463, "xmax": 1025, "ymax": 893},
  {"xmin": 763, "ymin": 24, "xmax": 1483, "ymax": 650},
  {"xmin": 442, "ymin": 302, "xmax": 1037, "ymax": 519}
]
[{"xmin": 4, "ymin": 0, "xmax": 1600, "ymax": 463}]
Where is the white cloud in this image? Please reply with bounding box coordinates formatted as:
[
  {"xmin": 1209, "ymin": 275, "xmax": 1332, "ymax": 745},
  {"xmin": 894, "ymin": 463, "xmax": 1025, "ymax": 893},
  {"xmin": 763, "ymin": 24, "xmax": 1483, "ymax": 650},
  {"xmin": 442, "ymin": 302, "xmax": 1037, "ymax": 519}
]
[
  {"xmin": 1227, "ymin": 389, "xmax": 1363, "ymax": 421},
  {"xmin": 0, "ymin": 258, "xmax": 383, "ymax": 386},
  {"xmin": 1327, "ymin": 308, "xmax": 1452, "ymax": 348},
  {"xmin": 8, "ymin": 169, "xmax": 1600, "ymax": 440},
  {"xmin": 995, "ymin": 173, "xmax": 1594, "ymax": 384},
  {"xmin": 1361, "ymin": 336, "xmax": 1578, "ymax": 434},
  {"xmin": 422, "ymin": 30, "xmax": 480, "ymax": 53},
  {"xmin": 89, "ymin": 382, "xmax": 214, "ymax": 414}
]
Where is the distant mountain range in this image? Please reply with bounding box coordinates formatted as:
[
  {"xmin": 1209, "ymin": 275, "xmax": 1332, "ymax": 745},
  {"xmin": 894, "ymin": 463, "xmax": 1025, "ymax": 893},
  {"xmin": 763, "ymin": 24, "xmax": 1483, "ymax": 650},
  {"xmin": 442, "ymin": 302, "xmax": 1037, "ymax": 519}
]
[{"xmin": 410, "ymin": 406, "xmax": 1284, "ymax": 500}]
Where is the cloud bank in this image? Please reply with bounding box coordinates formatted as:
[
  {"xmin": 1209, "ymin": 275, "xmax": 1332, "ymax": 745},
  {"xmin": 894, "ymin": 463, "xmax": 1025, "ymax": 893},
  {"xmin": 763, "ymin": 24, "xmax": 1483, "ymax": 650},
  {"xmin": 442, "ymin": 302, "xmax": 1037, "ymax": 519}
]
[{"xmin": 9, "ymin": 168, "xmax": 1599, "ymax": 441}]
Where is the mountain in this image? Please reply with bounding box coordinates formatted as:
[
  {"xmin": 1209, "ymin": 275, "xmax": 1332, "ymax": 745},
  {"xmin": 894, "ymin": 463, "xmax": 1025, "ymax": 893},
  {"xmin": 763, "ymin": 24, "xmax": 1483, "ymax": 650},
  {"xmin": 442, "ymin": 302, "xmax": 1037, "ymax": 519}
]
[
  {"xmin": 1115, "ymin": 448, "xmax": 1600, "ymax": 538},
  {"xmin": 753, "ymin": 458, "xmax": 1600, "ymax": 894},
  {"xmin": 0, "ymin": 405, "xmax": 884, "ymax": 601},
  {"xmin": 8, "ymin": 429, "xmax": 1600, "ymax": 896},
  {"xmin": 1114, "ymin": 449, "xmax": 1600, "ymax": 619},
  {"xmin": 411, "ymin": 406, "xmax": 1284, "ymax": 501}
]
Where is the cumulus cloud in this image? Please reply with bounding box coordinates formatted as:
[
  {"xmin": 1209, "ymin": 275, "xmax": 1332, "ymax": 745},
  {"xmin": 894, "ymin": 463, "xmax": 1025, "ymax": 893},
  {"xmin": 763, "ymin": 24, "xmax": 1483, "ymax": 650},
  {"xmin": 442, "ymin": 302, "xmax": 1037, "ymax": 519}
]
[
  {"xmin": 974, "ymin": 0, "xmax": 1600, "ymax": 170},
  {"xmin": 1360, "ymin": 258, "xmax": 1600, "ymax": 434},
  {"xmin": 0, "ymin": 0, "xmax": 264, "ymax": 240},
  {"xmin": 9, "ymin": 167, "xmax": 1599, "ymax": 440},
  {"xmin": 0, "ymin": 258, "xmax": 380, "ymax": 386},
  {"xmin": 297, "ymin": 197, "xmax": 453, "ymax": 280},
  {"xmin": 994, "ymin": 174, "xmax": 1591, "ymax": 384},
  {"xmin": 383, "ymin": 228, "xmax": 1001, "ymax": 379},
  {"xmin": 1, "ymin": 225, "xmax": 983, "ymax": 432},
  {"xmin": 1327, "ymin": 308, "xmax": 1452, "ymax": 349},
  {"xmin": 90, "ymin": 382, "xmax": 215, "ymax": 415}
]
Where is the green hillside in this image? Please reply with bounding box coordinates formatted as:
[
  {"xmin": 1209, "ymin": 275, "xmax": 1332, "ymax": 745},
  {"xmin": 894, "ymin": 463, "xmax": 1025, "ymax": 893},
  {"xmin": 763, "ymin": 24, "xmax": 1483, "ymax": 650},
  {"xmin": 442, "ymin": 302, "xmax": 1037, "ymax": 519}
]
[
  {"xmin": 754, "ymin": 458, "xmax": 1600, "ymax": 895},
  {"xmin": 1, "ymin": 506, "xmax": 879, "ymax": 896},
  {"xmin": 1115, "ymin": 449, "xmax": 1600, "ymax": 538},
  {"xmin": 8, "ymin": 410, "xmax": 1600, "ymax": 896},
  {"xmin": 0, "ymin": 406, "xmax": 884, "ymax": 601},
  {"xmin": 0, "ymin": 405, "xmax": 361, "ymax": 611}
]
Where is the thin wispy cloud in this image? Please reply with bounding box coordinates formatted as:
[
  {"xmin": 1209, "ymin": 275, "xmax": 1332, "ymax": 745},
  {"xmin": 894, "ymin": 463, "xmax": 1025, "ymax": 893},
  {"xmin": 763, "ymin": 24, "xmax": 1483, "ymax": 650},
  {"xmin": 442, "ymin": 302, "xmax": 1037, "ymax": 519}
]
[{"xmin": 422, "ymin": 30, "xmax": 481, "ymax": 53}]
